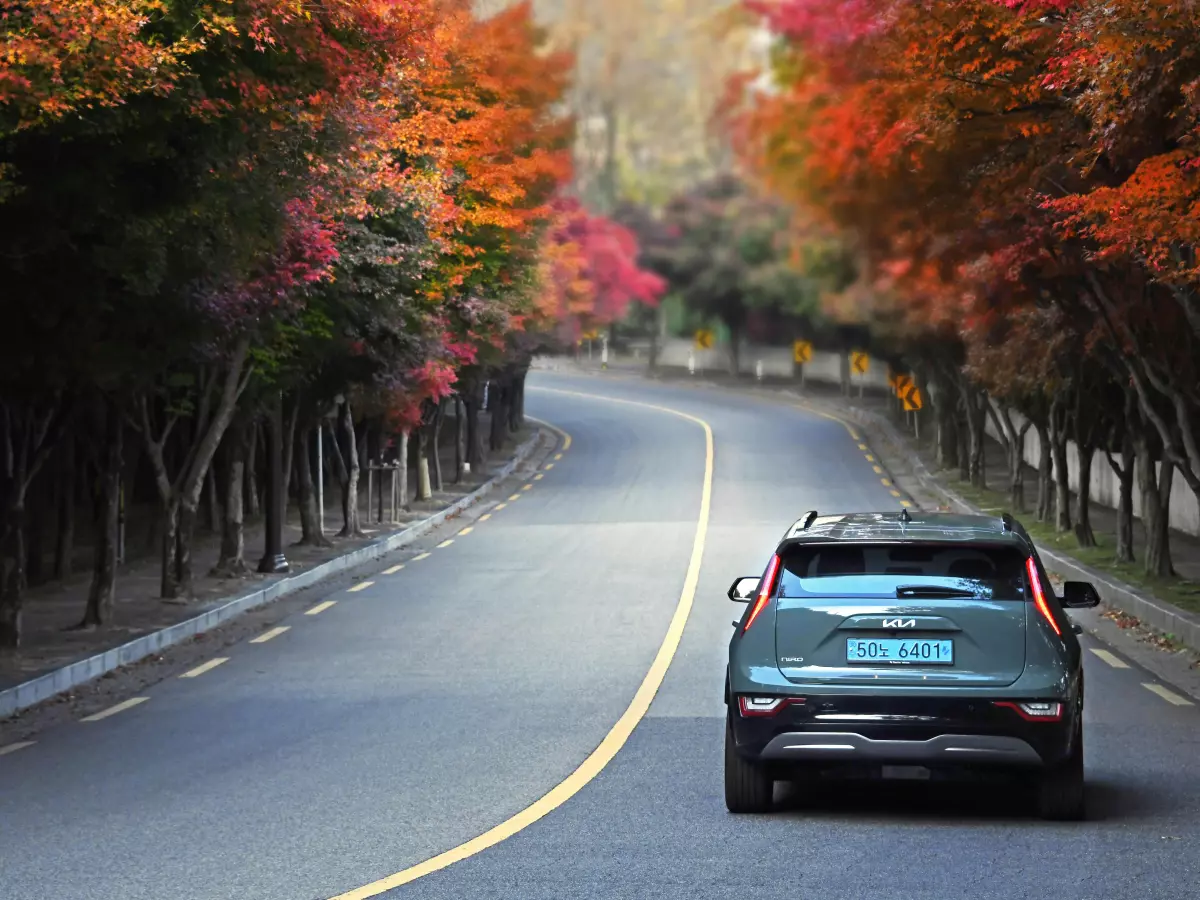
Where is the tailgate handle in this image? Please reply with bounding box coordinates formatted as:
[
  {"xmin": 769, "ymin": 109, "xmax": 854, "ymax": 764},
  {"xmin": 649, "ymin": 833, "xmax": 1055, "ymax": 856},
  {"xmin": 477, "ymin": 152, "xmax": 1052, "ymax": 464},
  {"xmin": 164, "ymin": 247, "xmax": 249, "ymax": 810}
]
[{"xmin": 896, "ymin": 585, "xmax": 976, "ymax": 599}]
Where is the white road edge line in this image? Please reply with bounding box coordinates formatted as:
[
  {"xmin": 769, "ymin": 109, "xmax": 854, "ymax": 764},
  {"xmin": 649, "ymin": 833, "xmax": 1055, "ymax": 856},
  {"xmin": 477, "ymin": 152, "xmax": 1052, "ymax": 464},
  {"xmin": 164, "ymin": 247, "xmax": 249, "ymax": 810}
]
[{"xmin": 0, "ymin": 741, "xmax": 35, "ymax": 756}]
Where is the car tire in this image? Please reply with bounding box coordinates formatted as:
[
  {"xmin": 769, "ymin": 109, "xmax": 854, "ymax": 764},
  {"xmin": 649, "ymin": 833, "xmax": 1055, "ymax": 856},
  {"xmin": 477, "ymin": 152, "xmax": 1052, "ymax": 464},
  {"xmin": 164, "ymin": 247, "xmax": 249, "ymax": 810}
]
[
  {"xmin": 1037, "ymin": 725, "xmax": 1085, "ymax": 821},
  {"xmin": 724, "ymin": 717, "xmax": 774, "ymax": 813}
]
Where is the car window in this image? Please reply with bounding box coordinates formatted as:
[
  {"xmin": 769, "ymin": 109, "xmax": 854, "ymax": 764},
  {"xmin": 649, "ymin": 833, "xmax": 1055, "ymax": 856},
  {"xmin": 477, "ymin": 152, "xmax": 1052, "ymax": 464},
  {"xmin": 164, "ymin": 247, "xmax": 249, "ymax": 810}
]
[{"xmin": 777, "ymin": 543, "xmax": 1026, "ymax": 598}]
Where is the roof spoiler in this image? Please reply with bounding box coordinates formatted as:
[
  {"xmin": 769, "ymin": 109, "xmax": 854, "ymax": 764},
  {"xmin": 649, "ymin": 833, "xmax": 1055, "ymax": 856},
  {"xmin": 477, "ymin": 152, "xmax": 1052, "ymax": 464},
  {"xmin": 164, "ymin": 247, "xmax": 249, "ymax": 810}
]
[{"xmin": 785, "ymin": 510, "xmax": 819, "ymax": 538}]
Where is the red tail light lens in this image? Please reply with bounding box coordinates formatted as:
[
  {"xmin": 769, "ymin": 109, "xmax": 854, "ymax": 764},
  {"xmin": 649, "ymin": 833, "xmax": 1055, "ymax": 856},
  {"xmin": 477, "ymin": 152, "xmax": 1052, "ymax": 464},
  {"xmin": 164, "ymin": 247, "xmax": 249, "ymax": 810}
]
[
  {"xmin": 738, "ymin": 696, "xmax": 806, "ymax": 717},
  {"xmin": 743, "ymin": 553, "xmax": 781, "ymax": 633},
  {"xmin": 1025, "ymin": 557, "xmax": 1062, "ymax": 637},
  {"xmin": 993, "ymin": 700, "xmax": 1063, "ymax": 722}
]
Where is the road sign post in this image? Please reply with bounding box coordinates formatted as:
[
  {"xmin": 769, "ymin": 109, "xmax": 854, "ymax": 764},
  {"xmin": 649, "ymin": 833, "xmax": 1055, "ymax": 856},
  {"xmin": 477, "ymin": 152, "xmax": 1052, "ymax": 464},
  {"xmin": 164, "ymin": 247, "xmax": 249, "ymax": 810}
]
[
  {"xmin": 850, "ymin": 351, "xmax": 869, "ymax": 399},
  {"xmin": 792, "ymin": 340, "xmax": 812, "ymax": 390},
  {"xmin": 601, "ymin": 335, "xmax": 608, "ymax": 370}
]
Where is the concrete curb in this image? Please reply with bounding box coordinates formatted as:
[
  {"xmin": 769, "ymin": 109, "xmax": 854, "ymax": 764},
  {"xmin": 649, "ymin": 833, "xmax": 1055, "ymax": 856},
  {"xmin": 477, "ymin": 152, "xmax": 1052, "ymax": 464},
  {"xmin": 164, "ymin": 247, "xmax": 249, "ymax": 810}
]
[{"xmin": 0, "ymin": 429, "xmax": 545, "ymax": 721}]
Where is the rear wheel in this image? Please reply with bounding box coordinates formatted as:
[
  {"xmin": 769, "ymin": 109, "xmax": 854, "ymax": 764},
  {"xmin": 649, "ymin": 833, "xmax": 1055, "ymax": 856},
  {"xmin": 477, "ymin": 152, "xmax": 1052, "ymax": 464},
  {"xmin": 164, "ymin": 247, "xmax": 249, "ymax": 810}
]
[
  {"xmin": 724, "ymin": 717, "xmax": 774, "ymax": 813},
  {"xmin": 1037, "ymin": 725, "xmax": 1085, "ymax": 821}
]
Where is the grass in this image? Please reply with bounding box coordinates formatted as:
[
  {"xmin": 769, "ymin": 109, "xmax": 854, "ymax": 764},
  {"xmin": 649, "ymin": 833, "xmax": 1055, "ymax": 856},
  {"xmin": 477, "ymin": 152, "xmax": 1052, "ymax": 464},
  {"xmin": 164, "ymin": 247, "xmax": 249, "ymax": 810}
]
[{"xmin": 947, "ymin": 477, "xmax": 1200, "ymax": 618}]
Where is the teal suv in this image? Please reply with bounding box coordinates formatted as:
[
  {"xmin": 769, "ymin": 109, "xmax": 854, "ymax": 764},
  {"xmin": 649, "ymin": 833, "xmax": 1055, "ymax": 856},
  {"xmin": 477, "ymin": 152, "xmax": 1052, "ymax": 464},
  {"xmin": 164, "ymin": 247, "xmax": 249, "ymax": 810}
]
[{"xmin": 725, "ymin": 511, "xmax": 1101, "ymax": 820}]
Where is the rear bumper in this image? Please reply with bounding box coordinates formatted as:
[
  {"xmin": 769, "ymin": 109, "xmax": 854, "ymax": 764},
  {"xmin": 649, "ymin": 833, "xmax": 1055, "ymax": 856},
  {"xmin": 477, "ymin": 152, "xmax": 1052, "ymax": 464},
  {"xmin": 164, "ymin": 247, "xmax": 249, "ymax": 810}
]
[
  {"xmin": 758, "ymin": 731, "xmax": 1042, "ymax": 766},
  {"xmin": 730, "ymin": 693, "xmax": 1077, "ymax": 769}
]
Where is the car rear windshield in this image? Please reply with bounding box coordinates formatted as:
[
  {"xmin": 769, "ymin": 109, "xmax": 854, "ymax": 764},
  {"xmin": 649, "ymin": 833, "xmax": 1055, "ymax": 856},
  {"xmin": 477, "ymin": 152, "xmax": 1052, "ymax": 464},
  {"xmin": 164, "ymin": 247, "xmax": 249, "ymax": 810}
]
[{"xmin": 777, "ymin": 543, "xmax": 1027, "ymax": 598}]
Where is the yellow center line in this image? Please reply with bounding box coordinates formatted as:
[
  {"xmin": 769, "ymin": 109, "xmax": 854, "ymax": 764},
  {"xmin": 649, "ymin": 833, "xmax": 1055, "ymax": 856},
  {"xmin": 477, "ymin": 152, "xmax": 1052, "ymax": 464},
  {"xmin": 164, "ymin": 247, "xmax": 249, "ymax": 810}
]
[
  {"xmin": 494, "ymin": 504, "xmax": 507, "ymax": 511},
  {"xmin": 872, "ymin": 465, "xmax": 884, "ymax": 475},
  {"xmin": 534, "ymin": 474, "xmax": 544, "ymax": 481},
  {"xmin": 1142, "ymin": 683, "xmax": 1194, "ymax": 706},
  {"xmin": 507, "ymin": 494, "xmax": 521, "ymax": 501},
  {"xmin": 554, "ymin": 453, "xmax": 563, "ymax": 461},
  {"xmin": 858, "ymin": 443, "xmax": 868, "ymax": 451},
  {"xmin": 900, "ymin": 500, "xmax": 913, "ymax": 509},
  {"xmin": 479, "ymin": 514, "xmax": 491, "ymax": 522},
  {"xmin": 0, "ymin": 741, "xmax": 35, "ymax": 756},
  {"xmin": 305, "ymin": 600, "xmax": 337, "ymax": 616},
  {"xmin": 179, "ymin": 657, "xmax": 230, "ymax": 679},
  {"xmin": 437, "ymin": 539, "xmax": 454, "ymax": 548},
  {"xmin": 412, "ymin": 552, "xmax": 431, "ymax": 562},
  {"xmin": 865, "ymin": 454, "xmax": 875, "ymax": 462},
  {"xmin": 382, "ymin": 564, "xmax": 404, "ymax": 575},
  {"xmin": 521, "ymin": 484, "xmax": 533, "ymax": 491},
  {"xmin": 458, "ymin": 526, "xmax": 474, "ymax": 536},
  {"xmin": 348, "ymin": 581, "xmax": 374, "ymax": 593},
  {"xmin": 544, "ymin": 463, "xmax": 554, "ymax": 471},
  {"xmin": 250, "ymin": 626, "xmax": 290, "ymax": 644},
  {"xmin": 81, "ymin": 697, "xmax": 149, "ymax": 722},
  {"xmin": 890, "ymin": 489, "xmax": 903, "ymax": 498},
  {"xmin": 1088, "ymin": 648, "xmax": 1129, "ymax": 669},
  {"xmin": 880, "ymin": 478, "xmax": 892, "ymax": 487},
  {"xmin": 332, "ymin": 389, "xmax": 713, "ymax": 899}
]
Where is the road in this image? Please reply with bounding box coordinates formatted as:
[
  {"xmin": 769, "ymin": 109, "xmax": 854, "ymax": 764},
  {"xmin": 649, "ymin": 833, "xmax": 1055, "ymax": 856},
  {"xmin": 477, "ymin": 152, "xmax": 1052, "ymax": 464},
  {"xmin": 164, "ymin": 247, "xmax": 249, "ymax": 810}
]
[{"xmin": 1, "ymin": 372, "xmax": 1197, "ymax": 900}]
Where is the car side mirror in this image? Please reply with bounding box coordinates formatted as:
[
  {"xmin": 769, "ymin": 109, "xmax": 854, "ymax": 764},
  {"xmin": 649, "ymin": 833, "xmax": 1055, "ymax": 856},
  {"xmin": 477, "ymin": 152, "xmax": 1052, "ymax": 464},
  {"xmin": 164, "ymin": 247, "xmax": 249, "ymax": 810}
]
[
  {"xmin": 1062, "ymin": 581, "xmax": 1101, "ymax": 609},
  {"xmin": 728, "ymin": 576, "xmax": 760, "ymax": 603}
]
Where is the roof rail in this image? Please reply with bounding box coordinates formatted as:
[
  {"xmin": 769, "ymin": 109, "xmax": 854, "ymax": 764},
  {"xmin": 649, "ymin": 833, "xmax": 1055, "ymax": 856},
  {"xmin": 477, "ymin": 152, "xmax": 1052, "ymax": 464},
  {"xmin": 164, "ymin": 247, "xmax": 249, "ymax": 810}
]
[{"xmin": 1001, "ymin": 513, "xmax": 1014, "ymax": 532}]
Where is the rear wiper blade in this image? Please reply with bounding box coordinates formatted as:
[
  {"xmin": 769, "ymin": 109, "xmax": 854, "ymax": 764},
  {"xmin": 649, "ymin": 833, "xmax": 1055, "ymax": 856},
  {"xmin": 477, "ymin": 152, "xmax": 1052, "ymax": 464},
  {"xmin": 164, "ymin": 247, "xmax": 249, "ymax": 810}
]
[{"xmin": 895, "ymin": 585, "xmax": 977, "ymax": 599}]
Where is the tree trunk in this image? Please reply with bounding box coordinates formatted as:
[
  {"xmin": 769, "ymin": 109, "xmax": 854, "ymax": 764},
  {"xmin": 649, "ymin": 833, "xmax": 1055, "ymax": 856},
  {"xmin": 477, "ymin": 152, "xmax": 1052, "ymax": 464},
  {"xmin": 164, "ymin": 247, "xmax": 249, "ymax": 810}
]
[
  {"xmin": 957, "ymin": 413, "xmax": 970, "ymax": 482},
  {"xmin": 1137, "ymin": 441, "xmax": 1175, "ymax": 578},
  {"xmin": 281, "ymin": 396, "xmax": 299, "ymax": 506},
  {"xmin": 82, "ymin": 406, "xmax": 122, "ymax": 627},
  {"xmin": 26, "ymin": 470, "xmax": 46, "ymax": 586},
  {"xmin": 489, "ymin": 374, "xmax": 509, "ymax": 452},
  {"xmin": 213, "ymin": 419, "xmax": 247, "ymax": 575},
  {"xmin": 509, "ymin": 367, "xmax": 527, "ymax": 432},
  {"xmin": 1035, "ymin": 421, "xmax": 1053, "ymax": 523},
  {"xmin": 175, "ymin": 501, "xmax": 198, "ymax": 598},
  {"xmin": 159, "ymin": 499, "xmax": 180, "ymax": 599},
  {"xmin": 54, "ymin": 434, "xmax": 76, "ymax": 580},
  {"xmin": 1073, "ymin": 442, "xmax": 1096, "ymax": 548},
  {"xmin": 398, "ymin": 429, "xmax": 410, "ymax": 511},
  {"xmin": 203, "ymin": 465, "xmax": 220, "ymax": 534},
  {"xmin": 431, "ymin": 400, "xmax": 445, "ymax": 493},
  {"xmin": 245, "ymin": 422, "xmax": 261, "ymax": 518},
  {"xmin": 960, "ymin": 387, "xmax": 986, "ymax": 488},
  {"xmin": 416, "ymin": 427, "xmax": 433, "ymax": 501},
  {"xmin": 464, "ymin": 381, "xmax": 485, "ymax": 469},
  {"xmin": 294, "ymin": 424, "xmax": 327, "ymax": 545},
  {"xmin": 1050, "ymin": 400, "xmax": 1072, "ymax": 534},
  {"xmin": 934, "ymin": 385, "xmax": 959, "ymax": 471},
  {"xmin": 1107, "ymin": 439, "xmax": 1136, "ymax": 565},
  {"xmin": 336, "ymin": 401, "xmax": 362, "ymax": 537},
  {"xmin": 454, "ymin": 395, "xmax": 466, "ymax": 483},
  {"xmin": 1144, "ymin": 460, "xmax": 1176, "ymax": 579}
]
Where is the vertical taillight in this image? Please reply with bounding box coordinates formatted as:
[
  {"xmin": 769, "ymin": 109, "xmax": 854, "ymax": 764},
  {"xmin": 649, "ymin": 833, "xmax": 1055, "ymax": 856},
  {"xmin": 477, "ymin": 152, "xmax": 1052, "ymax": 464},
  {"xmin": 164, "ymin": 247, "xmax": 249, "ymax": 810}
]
[
  {"xmin": 743, "ymin": 554, "xmax": 781, "ymax": 633},
  {"xmin": 1025, "ymin": 557, "xmax": 1062, "ymax": 637}
]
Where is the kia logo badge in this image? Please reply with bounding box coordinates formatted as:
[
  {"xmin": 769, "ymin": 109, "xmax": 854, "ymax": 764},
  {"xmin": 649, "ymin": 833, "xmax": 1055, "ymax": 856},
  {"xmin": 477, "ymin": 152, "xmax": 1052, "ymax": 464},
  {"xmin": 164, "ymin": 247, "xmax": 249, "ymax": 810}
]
[{"xmin": 883, "ymin": 618, "xmax": 916, "ymax": 628}]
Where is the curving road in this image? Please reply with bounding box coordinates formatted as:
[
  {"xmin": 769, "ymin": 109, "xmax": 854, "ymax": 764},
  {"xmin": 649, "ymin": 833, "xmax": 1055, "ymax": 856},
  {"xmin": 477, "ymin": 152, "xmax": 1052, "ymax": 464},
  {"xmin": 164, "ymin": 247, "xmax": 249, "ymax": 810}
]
[{"xmin": 0, "ymin": 372, "xmax": 1197, "ymax": 900}]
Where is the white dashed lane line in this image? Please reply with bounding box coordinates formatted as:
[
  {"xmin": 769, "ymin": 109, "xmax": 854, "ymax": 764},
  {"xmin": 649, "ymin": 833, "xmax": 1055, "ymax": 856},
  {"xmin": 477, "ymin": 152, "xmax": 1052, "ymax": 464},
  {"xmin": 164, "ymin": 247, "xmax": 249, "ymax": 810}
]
[
  {"xmin": 179, "ymin": 658, "xmax": 229, "ymax": 679},
  {"xmin": 81, "ymin": 697, "xmax": 149, "ymax": 723},
  {"xmin": 1142, "ymin": 683, "xmax": 1194, "ymax": 707},
  {"xmin": 250, "ymin": 626, "xmax": 290, "ymax": 644},
  {"xmin": 1089, "ymin": 648, "xmax": 1130, "ymax": 669}
]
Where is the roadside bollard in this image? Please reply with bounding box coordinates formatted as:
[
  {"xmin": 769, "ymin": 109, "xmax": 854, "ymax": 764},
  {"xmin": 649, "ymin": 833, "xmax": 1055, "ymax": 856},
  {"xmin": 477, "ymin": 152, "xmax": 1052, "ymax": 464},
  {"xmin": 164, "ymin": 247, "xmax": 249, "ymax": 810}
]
[
  {"xmin": 756, "ymin": 359, "xmax": 763, "ymax": 382},
  {"xmin": 688, "ymin": 350, "xmax": 695, "ymax": 375}
]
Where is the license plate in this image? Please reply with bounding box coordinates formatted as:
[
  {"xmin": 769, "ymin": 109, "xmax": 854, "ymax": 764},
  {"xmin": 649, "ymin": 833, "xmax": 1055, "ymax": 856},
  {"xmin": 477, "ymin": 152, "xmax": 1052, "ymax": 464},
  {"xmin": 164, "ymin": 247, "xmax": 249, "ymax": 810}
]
[{"xmin": 846, "ymin": 638, "xmax": 954, "ymax": 665}]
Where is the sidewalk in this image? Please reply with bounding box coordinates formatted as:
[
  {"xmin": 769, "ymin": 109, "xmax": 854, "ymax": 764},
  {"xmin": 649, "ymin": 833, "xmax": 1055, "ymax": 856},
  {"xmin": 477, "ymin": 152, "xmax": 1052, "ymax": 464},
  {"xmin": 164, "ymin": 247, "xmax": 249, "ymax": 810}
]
[
  {"xmin": 541, "ymin": 355, "xmax": 1200, "ymax": 659},
  {"xmin": 0, "ymin": 411, "xmax": 539, "ymax": 712}
]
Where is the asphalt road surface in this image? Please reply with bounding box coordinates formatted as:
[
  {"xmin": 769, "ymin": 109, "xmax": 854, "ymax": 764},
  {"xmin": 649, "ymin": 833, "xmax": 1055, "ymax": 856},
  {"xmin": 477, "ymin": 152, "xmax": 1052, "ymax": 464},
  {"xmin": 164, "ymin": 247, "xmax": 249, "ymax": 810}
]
[{"xmin": 1, "ymin": 372, "xmax": 1197, "ymax": 900}]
